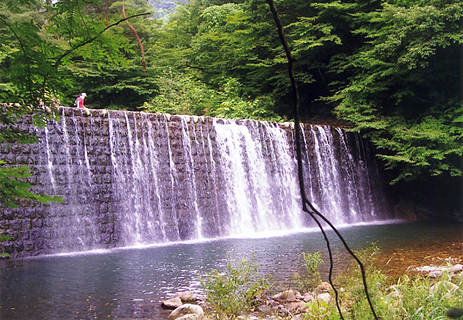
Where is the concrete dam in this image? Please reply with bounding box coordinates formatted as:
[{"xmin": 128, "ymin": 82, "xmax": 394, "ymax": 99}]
[{"xmin": 0, "ymin": 107, "xmax": 392, "ymax": 258}]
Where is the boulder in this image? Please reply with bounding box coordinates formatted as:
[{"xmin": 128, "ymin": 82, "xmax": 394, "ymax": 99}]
[
  {"xmin": 272, "ymin": 289, "xmax": 300, "ymax": 302},
  {"xmin": 178, "ymin": 291, "xmax": 197, "ymax": 303},
  {"xmin": 257, "ymin": 304, "xmax": 273, "ymax": 314},
  {"xmin": 285, "ymin": 301, "xmax": 308, "ymax": 313},
  {"xmin": 168, "ymin": 304, "xmax": 205, "ymax": 320},
  {"xmin": 411, "ymin": 263, "xmax": 463, "ymax": 278},
  {"xmin": 161, "ymin": 297, "xmax": 183, "ymax": 309},
  {"xmin": 451, "ymin": 264, "xmax": 463, "ymax": 273},
  {"xmin": 316, "ymin": 292, "xmax": 331, "ymax": 304},
  {"xmin": 315, "ymin": 282, "xmax": 332, "ymax": 294},
  {"xmin": 302, "ymin": 292, "xmax": 315, "ymax": 302}
]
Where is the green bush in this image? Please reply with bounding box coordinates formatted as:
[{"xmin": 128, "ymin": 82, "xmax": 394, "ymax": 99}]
[
  {"xmin": 0, "ymin": 233, "xmax": 11, "ymax": 258},
  {"xmin": 201, "ymin": 247, "xmax": 463, "ymax": 319},
  {"xmin": 293, "ymin": 251, "xmax": 324, "ymax": 293},
  {"xmin": 200, "ymin": 252, "xmax": 272, "ymax": 320},
  {"xmin": 303, "ymin": 244, "xmax": 463, "ymax": 320},
  {"xmin": 143, "ymin": 74, "xmax": 283, "ymax": 122}
]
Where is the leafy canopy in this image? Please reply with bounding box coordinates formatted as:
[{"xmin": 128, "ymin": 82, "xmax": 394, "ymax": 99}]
[{"xmin": 2, "ymin": 0, "xmax": 463, "ymax": 185}]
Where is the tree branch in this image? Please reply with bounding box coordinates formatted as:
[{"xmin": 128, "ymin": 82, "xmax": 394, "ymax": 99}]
[
  {"xmin": 53, "ymin": 12, "xmax": 151, "ymax": 68},
  {"xmin": 122, "ymin": 3, "xmax": 146, "ymax": 73},
  {"xmin": 265, "ymin": 1, "xmax": 379, "ymax": 319},
  {"xmin": 0, "ymin": 16, "xmax": 33, "ymax": 97}
]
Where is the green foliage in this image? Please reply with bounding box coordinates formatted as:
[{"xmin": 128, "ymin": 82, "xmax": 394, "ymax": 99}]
[
  {"xmin": 144, "ymin": 72, "xmax": 283, "ymax": 121},
  {"xmin": 65, "ymin": 63, "xmax": 159, "ymax": 110},
  {"xmin": 200, "ymin": 252, "xmax": 272, "ymax": 320},
  {"xmin": 0, "ymin": 160, "xmax": 62, "ymax": 208},
  {"xmin": 327, "ymin": 0, "xmax": 463, "ymax": 183},
  {"xmin": 143, "ymin": 70, "xmax": 221, "ymax": 115},
  {"xmin": 303, "ymin": 251, "xmax": 323, "ymax": 288},
  {"xmin": 293, "ymin": 251, "xmax": 324, "ymax": 292},
  {"xmin": 208, "ymin": 78, "xmax": 283, "ymax": 122},
  {"xmin": 302, "ymin": 244, "xmax": 463, "ymax": 319},
  {"xmin": 372, "ymin": 108, "xmax": 463, "ymax": 184},
  {"xmin": 0, "ymin": 233, "xmax": 11, "ymax": 258}
]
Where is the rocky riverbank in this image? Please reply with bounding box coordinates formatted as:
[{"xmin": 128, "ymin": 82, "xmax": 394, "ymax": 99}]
[
  {"xmin": 160, "ymin": 260, "xmax": 463, "ymax": 320},
  {"xmin": 161, "ymin": 283, "xmax": 334, "ymax": 320}
]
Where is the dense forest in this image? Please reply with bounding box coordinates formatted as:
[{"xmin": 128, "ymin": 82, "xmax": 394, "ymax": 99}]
[{"xmin": 1, "ymin": 0, "xmax": 463, "ymax": 214}]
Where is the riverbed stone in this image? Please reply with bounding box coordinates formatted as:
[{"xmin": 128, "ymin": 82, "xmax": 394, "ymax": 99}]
[
  {"xmin": 411, "ymin": 263, "xmax": 463, "ymax": 277},
  {"xmin": 162, "ymin": 297, "xmax": 183, "ymax": 309},
  {"xmin": 168, "ymin": 304, "xmax": 204, "ymax": 320},
  {"xmin": 178, "ymin": 291, "xmax": 197, "ymax": 303},
  {"xmin": 314, "ymin": 282, "xmax": 332, "ymax": 294},
  {"xmin": 285, "ymin": 301, "xmax": 307, "ymax": 313},
  {"xmin": 316, "ymin": 292, "xmax": 331, "ymax": 304},
  {"xmin": 451, "ymin": 264, "xmax": 463, "ymax": 273},
  {"xmin": 302, "ymin": 292, "xmax": 315, "ymax": 302},
  {"xmin": 272, "ymin": 289, "xmax": 300, "ymax": 302}
]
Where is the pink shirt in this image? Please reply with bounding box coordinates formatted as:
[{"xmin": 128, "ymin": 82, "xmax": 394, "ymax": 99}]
[{"xmin": 77, "ymin": 96, "xmax": 84, "ymax": 108}]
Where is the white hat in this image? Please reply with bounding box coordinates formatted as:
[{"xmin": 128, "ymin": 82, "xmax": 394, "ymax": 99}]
[{"xmin": 81, "ymin": 93, "xmax": 87, "ymax": 97}]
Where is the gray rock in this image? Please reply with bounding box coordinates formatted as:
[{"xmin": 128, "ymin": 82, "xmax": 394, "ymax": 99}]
[
  {"xmin": 302, "ymin": 292, "xmax": 315, "ymax": 302},
  {"xmin": 314, "ymin": 282, "xmax": 332, "ymax": 294},
  {"xmin": 285, "ymin": 301, "xmax": 307, "ymax": 313},
  {"xmin": 316, "ymin": 292, "xmax": 331, "ymax": 304},
  {"xmin": 178, "ymin": 291, "xmax": 197, "ymax": 303},
  {"xmin": 271, "ymin": 289, "xmax": 300, "ymax": 302},
  {"xmin": 451, "ymin": 264, "xmax": 463, "ymax": 273},
  {"xmin": 168, "ymin": 304, "xmax": 204, "ymax": 320},
  {"xmin": 162, "ymin": 297, "xmax": 183, "ymax": 309}
]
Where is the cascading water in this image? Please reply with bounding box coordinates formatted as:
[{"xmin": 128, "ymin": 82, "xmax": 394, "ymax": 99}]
[
  {"xmin": 214, "ymin": 119, "xmax": 303, "ymax": 235},
  {"xmin": 0, "ymin": 108, "xmax": 392, "ymax": 258}
]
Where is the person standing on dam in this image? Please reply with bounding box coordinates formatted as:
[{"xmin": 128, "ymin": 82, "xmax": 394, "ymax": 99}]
[{"xmin": 74, "ymin": 92, "xmax": 87, "ymax": 109}]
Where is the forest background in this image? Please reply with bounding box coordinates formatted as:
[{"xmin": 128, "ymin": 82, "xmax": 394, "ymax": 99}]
[{"xmin": 1, "ymin": 0, "xmax": 463, "ymax": 219}]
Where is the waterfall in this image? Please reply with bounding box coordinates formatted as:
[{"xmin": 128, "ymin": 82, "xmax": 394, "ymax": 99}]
[
  {"xmin": 213, "ymin": 119, "xmax": 303, "ymax": 235},
  {"xmin": 0, "ymin": 108, "xmax": 392, "ymax": 258}
]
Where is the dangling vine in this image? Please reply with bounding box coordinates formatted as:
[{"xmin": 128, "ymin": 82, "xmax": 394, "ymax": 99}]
[{"xmin": 265, "ymin": 1, "xmax": 379, "ymax": 319}]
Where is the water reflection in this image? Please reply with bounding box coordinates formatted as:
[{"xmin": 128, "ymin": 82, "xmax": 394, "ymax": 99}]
[{"xmin": 1, "ymin": 221, "xmax": 462, "ymax": 319}]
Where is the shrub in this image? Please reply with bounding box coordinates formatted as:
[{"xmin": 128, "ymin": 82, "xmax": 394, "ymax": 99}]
[
  {"xmin": 303, "ymin": 244, "xmax": 463, "ymax": 320},
  {"xmin": 199, "ymin": 252, "xmax": 272, "ymax": 320},
  {"xmin": 293, "ymin": 251, "xmax": 324, "ymax": 292},
  {"xmin": 201, "ymin": 247, "xmax": 463, "ymax": 319}
]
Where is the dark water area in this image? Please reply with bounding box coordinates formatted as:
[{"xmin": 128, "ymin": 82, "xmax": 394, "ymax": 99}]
[{"xmin": 1, "ymin": 221, "xmax": 462, "ymax": 319}]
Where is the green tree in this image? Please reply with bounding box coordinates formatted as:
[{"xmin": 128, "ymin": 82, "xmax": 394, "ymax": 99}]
[
  {"xmin": 0, "ymin": 0, "xmax": 150, "ymax": 207},
  {"xmin": 146, "ymin": 0, "xmax": 290, "ymax": 119},
  {"xmin": 57, "ymin": 0, "xmax": 159, "ymax": 108},
  {"xmin": 65, "ymin": 63, "xmax": 159, "ymax": 110},
  {"xmin": 326, "ymin": 0, "xmax": 463, "ymax": 183},
  {"xmin": 0, "ymin": 0, "xmax": 65, "ymax": 207}
]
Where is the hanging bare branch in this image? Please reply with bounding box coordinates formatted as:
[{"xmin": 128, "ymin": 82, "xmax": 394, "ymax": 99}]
[
  {"xmin": 122, "ymin": 2, "xmax": 147, "ymax": 73},
  {"xmin": 265, "ymin": 1, "xmax": 379, "ymax": 319}
]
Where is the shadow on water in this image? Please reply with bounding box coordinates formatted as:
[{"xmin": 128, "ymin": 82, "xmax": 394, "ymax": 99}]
[{"xmin": 1, "ymin": 220, "xmax": 462, "ymax": 319}]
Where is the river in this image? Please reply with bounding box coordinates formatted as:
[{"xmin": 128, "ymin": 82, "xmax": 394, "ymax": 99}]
[{"xmin": 1, "ymin": 220, "xmax": 462, "ymax": 319}]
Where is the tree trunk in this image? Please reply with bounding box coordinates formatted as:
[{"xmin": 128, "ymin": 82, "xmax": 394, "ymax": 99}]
[{"xmin": 122, "ymin": 3, "xmax": 146, "ymax": 73}]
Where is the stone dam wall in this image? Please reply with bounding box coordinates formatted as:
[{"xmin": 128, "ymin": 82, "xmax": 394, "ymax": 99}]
[{"xmin": 0, "ymin": 107, "xmax": 391, "ymax": 258}]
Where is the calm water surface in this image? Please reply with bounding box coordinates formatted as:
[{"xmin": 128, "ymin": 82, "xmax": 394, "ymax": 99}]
[{"xmin": 1, "ymin": 221, "xmax": 462, "ymax": 319}]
